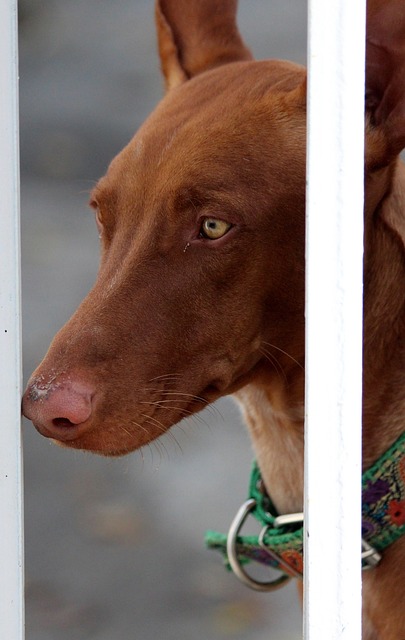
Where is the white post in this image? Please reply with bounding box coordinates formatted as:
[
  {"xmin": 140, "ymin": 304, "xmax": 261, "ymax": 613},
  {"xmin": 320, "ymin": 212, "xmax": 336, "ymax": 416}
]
[
  {"xmin": 0, "ymin": 1, "xmax": 24, "ymax": 639},
  {"xmin": 304, "ymin": 0, "xmax": 366, "ymax": 638}
]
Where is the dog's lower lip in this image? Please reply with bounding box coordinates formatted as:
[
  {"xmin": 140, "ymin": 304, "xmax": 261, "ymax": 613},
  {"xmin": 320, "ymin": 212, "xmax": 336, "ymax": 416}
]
[{"xmin": 33, "ymin": 421, "xmax": 83, "ymax": 442}]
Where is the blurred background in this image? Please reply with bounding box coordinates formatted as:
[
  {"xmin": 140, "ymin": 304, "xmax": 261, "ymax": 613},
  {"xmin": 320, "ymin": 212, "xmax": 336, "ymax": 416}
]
[{"xmin": 19, "ymin": 1, "xmax": 306, "ymax": 638}]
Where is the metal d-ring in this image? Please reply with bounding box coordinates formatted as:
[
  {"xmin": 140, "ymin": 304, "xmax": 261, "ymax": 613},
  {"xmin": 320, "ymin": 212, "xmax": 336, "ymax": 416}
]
[
  {"xmin": 226, "ymin": 498, "xmax": 291, "ymax": 592},
  {"xmin": 258, "ymin": 526, "xmax": 302, "ymax": 579}
]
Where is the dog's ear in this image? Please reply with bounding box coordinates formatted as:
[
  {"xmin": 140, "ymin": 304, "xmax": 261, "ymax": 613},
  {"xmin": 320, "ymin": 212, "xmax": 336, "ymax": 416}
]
[
  {"xmin": 155, "ymin": 0, "xmax": 252, "ymax": 91},
  {"xmin": 366, "ymin": 0, "xmax": 405, "ymax": 167}
]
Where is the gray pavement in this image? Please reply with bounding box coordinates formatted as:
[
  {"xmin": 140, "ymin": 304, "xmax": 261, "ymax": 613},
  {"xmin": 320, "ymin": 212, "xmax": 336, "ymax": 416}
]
[{"xmin": 20, "ymin": 2, "xmax": 306, "ymax": 638}]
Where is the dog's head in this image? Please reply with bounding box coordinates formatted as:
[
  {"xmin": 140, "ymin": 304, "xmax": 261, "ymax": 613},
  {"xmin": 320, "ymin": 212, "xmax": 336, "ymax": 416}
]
[{"xmin": 22, "ymin": 0, "xmax": 405, "ymax": 456}]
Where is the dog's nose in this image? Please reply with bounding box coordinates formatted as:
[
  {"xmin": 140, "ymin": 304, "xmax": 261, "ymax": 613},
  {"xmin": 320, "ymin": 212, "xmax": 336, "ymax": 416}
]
[{"xmin": 22, "ymin": 376, "xmax": 94, "ymax": 440}]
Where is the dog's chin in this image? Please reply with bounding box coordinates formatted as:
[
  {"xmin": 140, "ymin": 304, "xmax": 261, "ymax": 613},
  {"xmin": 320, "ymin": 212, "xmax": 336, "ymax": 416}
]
[
  {"xmin": 51, "ymin": 437, "xmax": 135, "ymax": 458},
  {"xmin": 29, "ymin": 372, "xmax": 249, "ymax": 457},
  {"xmin": 33, "ymin": 417, "xmax": 169, "ymax": 457}
]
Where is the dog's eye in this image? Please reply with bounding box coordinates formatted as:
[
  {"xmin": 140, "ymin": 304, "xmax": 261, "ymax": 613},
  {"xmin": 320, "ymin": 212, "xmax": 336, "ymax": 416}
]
[
  {"xmin": 94, "ymin": 208, "xmax": 104, "ymax": 238},
  {"xmin": 89, "ymin": 199, "xmax": 104, "ymax": 238},
  {"xmin": 200, "ymin": 218, "xmax": 231, "ymax": 240}
]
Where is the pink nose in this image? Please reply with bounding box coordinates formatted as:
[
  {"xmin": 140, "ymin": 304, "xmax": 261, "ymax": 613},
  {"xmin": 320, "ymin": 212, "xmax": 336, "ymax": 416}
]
[{"xmin": 22, "ymin": 376, "xmax": 94, "ymax": 440}]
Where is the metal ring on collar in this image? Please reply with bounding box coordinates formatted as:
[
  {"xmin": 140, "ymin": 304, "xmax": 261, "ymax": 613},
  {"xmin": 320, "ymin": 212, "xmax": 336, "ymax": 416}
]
[
  {"xmin": 258, "ymin": 526, "xmax": 302, "ymax": 579},
  {"xmin": 226, "ymin": 498, "xmax": 291, "ymax": 592}
]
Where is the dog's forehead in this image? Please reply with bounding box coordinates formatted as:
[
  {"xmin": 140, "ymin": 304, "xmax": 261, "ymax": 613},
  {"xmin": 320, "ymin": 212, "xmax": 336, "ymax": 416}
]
[
  {"xmin": 96, "ymin": 60, "xmax": 306, "ymax": 220},
  {"xmin": 144, "ymin": 59, "xmax": 304, "ymax": 140}
]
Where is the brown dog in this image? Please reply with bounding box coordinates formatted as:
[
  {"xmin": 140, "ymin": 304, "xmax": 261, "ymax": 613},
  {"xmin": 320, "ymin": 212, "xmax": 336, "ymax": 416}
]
[{"xmin": 23, "ymin": 1, "xmax": 405, "ymax": 637}]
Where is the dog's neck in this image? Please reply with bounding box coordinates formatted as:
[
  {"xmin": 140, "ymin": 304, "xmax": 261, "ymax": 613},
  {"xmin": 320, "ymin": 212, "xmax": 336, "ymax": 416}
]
[
  {"xmin": 235, "ymin": 159, "xmax": 405, "ymax": 516},
  {"xmin": 362, "ymin": 159, "xmax": 405, "ymax": 466},
  {"xmin": 235, "ymin": 374, "xmax": 305, "ymax": 514}
]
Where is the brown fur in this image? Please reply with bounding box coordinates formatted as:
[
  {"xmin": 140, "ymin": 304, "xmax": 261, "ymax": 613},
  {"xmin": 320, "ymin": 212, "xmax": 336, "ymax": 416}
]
[{"xmin": 22, "ymin": 1, "xmax": 405, "ymax": 637}]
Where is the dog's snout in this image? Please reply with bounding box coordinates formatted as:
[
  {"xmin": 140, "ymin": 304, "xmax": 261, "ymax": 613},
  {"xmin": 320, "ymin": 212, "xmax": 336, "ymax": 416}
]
[{"xmin": 22, "ymin": 374, "xmax": 94, "ymax": 441}]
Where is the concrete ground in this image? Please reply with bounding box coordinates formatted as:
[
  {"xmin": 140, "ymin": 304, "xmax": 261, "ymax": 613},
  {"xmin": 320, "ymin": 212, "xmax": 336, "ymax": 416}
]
[{"xmin": 20, "ymin": 1, "xmax": 306, "ymax": 638}]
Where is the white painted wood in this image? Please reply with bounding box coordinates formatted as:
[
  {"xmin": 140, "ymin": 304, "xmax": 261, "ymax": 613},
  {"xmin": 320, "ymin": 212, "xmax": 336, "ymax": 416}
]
[
  {"xmin": 0, "ymin": 1, "xmax": 24, "ymax": 639},
  {"xmin": 304, "ymin": 0, "xmax": 366, "ymax": 637}
]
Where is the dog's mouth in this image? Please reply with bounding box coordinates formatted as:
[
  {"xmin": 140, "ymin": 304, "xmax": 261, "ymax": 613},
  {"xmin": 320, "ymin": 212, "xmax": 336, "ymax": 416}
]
[
  {"xmin": 23, "ymin": 347, "xmax": 264, "ymax": 457},
  {"xmin": 24, "ymin": 376, "xmax": 225, "ymax": 456},
  {"xmin": 33, "ymin": 418, "xmax": 86, "ymax": 442}
]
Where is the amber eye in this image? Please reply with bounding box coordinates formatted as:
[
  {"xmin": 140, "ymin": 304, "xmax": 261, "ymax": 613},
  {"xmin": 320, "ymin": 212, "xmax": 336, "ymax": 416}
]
[
  {"xmin": 94, "ymin": 208, "xmax": 103, "ymax": 237},
  {"xmin": 89, "ymin": 199, "xmax": 104, "ymax": 237},
  {"xmin": 200, "ymin": 218, "xmax": 232, "ymax": 240}
]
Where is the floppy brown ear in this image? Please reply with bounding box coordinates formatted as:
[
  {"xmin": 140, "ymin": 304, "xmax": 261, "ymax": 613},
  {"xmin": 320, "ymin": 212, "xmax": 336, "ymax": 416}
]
[
  {"xmin": 155, "ymin": 0, "xmax": 252, "ymax": 91},
  {"xmin": 366, "ymin": 0, "xmax": 405, "ymax": 166}
]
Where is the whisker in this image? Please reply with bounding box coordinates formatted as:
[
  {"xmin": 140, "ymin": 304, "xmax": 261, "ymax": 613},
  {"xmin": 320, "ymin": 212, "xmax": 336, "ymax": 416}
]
[
  {"xmin": 139, "ymin": 400, "xmax": 193, "ymax": 416},
  {"xmin": 185, "ymin": 412, "xmax": 212, "ymax": 432},
  {"xmin": 158, "ymin": 390, "xmax": 209, "ymax": 404},
  {"xmin": 162, "ymin": 429, "xmax": 184, "ymax": 456},
  {"xmin": 136, "ymin": 443, "xmax": 145, "ymax": 468},
  {"xmin": 143, "ymin": 389, "xmax": 224, "ymax": 422},
  {"xmin": 129, "ymin": 419, "xmax": 150, "ymax": 437},
  {"xmin": 140, "ymin": 413, "xmax": 166, "ymax": 434},
  {"xmin": 154, "ymin": 437, "xmax": 169, "ymax": 462},
  {"xmin": 141, "ymin": 403, "xmax": 209, "ymax": 442},
  {"xmin": 259, "ymin": 347, "xmax": 286, "ymax": 382},
  {"xmin": 142, "ymin": 398, "xmax": 190, "ymax": 407},
  {"xmin": 120, "ymin": 425, "xmax": 133, "ymax": 437},
  {"xmin": 142, "ymin": 388, "xmax": 190, "ymax": 399},
  {"xmin": 148, "ymin": 373, "xmax": 182, "ymax": 383},
  {"xmin": 261, "ymin": 341, "xmax": 304, "ymax": 370},
  {"xmin": 149, "ymin": 441, "xmax": 161, "ymax": 468},
  {"xmin": 201, "ymin": 401, "xmax": 224, "ymax": 421},
  {"xmin": 129, "ymin": 413, "xmax": 183, "ymax": 458}
]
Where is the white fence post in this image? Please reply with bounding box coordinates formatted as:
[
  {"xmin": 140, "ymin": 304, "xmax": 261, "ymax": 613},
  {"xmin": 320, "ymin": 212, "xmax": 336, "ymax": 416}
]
[
  {"xmin": 304, "ymin": 0, "xmax": 366, "ymax": 637},
  {"xmin": 0, "ymin": 1, "xmax": 24, "ymax": 639}
]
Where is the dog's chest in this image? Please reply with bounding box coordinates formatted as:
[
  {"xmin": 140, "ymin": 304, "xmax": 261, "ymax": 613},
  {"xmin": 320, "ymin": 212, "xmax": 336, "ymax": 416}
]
[{"xmin": 234, "ymin": 385, "xmax": 304, "ymax": 515}]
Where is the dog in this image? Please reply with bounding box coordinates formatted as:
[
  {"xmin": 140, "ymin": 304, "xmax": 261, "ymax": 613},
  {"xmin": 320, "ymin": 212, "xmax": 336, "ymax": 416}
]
[{"xmin": 22, "ymin": 1, "xmax": 405, "ymax": 637}]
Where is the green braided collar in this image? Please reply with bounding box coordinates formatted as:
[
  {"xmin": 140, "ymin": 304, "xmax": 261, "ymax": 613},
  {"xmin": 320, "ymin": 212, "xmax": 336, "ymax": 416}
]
[{"xmin": 206, "ymin": 430, "xmax": 405, "ymax": 579}]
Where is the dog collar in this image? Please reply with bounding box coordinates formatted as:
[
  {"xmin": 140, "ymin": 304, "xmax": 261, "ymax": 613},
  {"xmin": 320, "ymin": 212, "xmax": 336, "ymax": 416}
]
[{"xmin": 205, "ymin": 430, "xmax": 405, "ymax": 591}]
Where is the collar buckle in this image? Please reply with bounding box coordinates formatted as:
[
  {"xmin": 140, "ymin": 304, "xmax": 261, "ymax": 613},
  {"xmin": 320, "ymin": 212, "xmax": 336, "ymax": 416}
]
[
  {"xmin": 226, "ymin": 498, "xmax": 292, "ymax": 592},
  {"xmin": 361, "ymin": 538, "xmax": 381, "ymax": 569},
  {"xmin": 225, "ymin": 498, "xmax": 382, "ymax": 592}
]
